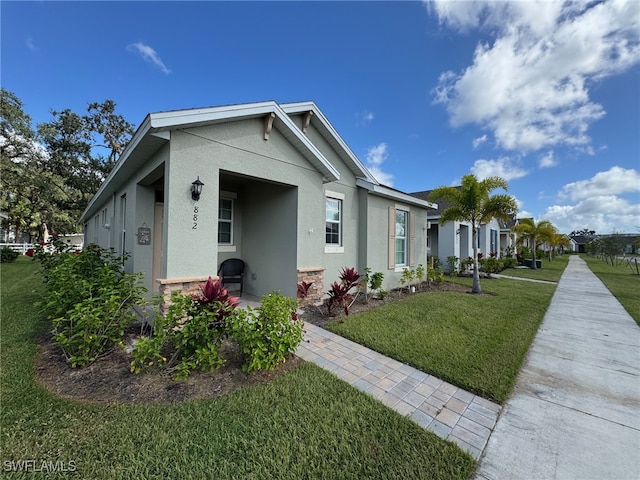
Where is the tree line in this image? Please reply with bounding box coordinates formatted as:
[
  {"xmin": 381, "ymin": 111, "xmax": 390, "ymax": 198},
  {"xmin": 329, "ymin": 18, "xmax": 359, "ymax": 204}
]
[{"xmin": 0, "ymin": 88, "xmax": 134, "ymax": 241}]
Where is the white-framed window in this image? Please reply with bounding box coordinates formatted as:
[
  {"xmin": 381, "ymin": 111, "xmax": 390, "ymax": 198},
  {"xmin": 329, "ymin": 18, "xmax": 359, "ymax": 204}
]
[
  {"xmin": 325, "ymin": 190, "xmax": 345, "ymax": 253},
  {"xmin": 395, "ymin": 209, "xmax": 408, "ymax": 266},
  {"xmin": 388, "ymin": 206, "xmax": 415, "ymax": 270},
  {"xmin": 325, "ymin": 197, "xmax": 342, "ymax": 245},
  {"xmin": 218, "ymin": 197, "xmax": 234, "ymax": 245}
]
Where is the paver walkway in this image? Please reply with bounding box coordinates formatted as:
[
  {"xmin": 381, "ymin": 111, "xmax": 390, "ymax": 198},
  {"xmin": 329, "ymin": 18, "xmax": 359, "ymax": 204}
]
[
  {"xmin": 475, "ymin": 255, "xmax": 640, "ymax": 479},
  {"xmin": 296, "ymin": 323, "xmax": 501, "ymax": 459}
]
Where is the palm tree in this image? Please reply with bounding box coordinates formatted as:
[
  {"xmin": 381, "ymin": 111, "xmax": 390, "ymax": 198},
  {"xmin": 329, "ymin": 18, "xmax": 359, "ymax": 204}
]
[
  {"xmin": 428, "ymin": 174, "xmax": 518, "ymax": 294},
  {"xmin": 514, "ymin": 218, "xmax": 556, "ymax": 269},
  {"xmin": 548, "ymin": 232, "xmax": 570, "ymax": 260}
]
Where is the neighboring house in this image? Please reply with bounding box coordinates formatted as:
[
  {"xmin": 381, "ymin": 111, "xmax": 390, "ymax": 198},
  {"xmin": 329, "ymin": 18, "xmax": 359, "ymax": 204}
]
[
  {"xmin": 569, "ymin": 235, "xmax": 592, "ymax": 253},
  {"xmin": 79, "ymin": 101, "xmax": 434, "ymax": 305},
  {"xmin": 410, "ymin": 189, "xmax": 502, "ymax": 272},
  {"xmin": 498, "ymin": 217, "xmax": 518, "ymax": 256}
]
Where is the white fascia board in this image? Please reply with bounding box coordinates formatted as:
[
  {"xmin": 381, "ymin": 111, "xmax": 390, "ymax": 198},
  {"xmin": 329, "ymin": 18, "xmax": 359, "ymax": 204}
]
[
  {"xmin": 281, "ymin": 102, "xmax": 378, "ymax": 184},
  {"xmin": 356, "ymin": 179, "xmax": 436, "ymax": 209},
  {"xmin": 271, "ymin": 104, "xmax": 340, "ymax": 182},
  {"xmin": 80, "ymin": 115, "xmax": 153, "ymax": 223},
  {"xmin": 149, "ymin": 101, "xmax": 280, "ymax": 130}
]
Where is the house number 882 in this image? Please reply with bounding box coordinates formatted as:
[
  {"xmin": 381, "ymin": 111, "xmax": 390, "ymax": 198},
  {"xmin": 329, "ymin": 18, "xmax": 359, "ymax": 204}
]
[{"xmin": 192, "ymin": 205, "xmax": 199, "ymax": 229}]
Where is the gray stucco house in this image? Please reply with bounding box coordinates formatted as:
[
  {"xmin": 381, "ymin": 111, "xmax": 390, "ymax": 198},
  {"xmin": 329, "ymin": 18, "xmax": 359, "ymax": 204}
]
[{"xmin": 79, "ymin": 101, "xmax": 434, "ymax": 305}]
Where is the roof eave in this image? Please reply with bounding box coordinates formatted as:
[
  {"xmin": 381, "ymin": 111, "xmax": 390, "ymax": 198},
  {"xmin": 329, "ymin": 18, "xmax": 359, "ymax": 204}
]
[
  {"xmin": 281, "ymin": 102, "xmax": 378, "ymax": 184},
  {"xmin": 356, "ymin": 179, "xmax": 436, "ymax": 209}
]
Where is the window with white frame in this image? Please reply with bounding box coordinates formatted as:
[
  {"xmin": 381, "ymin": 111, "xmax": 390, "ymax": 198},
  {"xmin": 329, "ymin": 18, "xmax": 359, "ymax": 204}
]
[
  {"xmin": 395, "ymin": 209, "xmax": 408, "ymax": 266},
  {"xmin": 325, "ymin": 197, "xmax": 342, "ymax": 246},
  {"xmin": 388, "ymin": 206, "xmax": 415, "ymax": 269},
  {"xmin": 218, "ymin": 197, "xmax": 234, "ymax": 245}
]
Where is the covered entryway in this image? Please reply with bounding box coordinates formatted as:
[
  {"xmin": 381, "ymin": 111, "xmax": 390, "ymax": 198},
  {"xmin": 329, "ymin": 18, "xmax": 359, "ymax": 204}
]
[{"xmin": 218, "ymin": 171, "xmax": 298, "ymax": 299}]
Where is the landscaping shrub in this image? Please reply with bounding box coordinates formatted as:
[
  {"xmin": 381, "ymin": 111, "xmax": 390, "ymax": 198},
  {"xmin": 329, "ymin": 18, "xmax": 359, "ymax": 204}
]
[
  {"xmin": 362, "ymin": 267, "xmax": 385, "ymax": 302},
  {"xmin": 480, "ymin": 256, "xmax": 500, "ymax": 275},
  {"xmin": 0, "ymin": 247, "xmax": 19, "ymax": 263},
  {"xmin": 131, "ymin": 280, "xmax": 302, "ymax": 377},
  {"xmin": 502, "ymin": 257, "xmax": 517, "ymax": 269},
  {"xmin": 131, "ymin": 277, "xmax": 238, "ymax": 378},
  {"xmin": 325, "ymin": 267, "xmax": 363, "ymax": 316},
  {"xmin": 38, "ymin": 245, "xmax": 146, "ymax": 367},
  {"xmin": 230, "ymin": 292, "xmax": 303, "ymax": 372}
]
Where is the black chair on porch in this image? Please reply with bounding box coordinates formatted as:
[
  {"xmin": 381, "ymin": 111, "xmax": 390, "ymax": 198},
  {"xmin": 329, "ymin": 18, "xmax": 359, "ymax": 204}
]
[{"xmin": 217, "ymin": 258, "xmax": 245, "ymax": 295}]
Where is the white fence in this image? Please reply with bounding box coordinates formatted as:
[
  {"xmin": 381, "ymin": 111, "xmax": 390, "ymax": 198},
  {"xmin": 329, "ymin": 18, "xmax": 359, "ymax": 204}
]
[
  {"xmin": 0, "ymin": 243, "xmax": 67, "ymax": 254},
  {"xmin": 0, "ymin": 243, "xmax": 39, "ymax": 254}
]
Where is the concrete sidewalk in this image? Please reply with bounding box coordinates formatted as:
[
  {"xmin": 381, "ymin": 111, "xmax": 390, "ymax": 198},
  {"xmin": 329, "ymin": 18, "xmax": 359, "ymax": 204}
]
[{"xmin": 475, "ymin": 255, "xmax": 640, "ymax": 480}]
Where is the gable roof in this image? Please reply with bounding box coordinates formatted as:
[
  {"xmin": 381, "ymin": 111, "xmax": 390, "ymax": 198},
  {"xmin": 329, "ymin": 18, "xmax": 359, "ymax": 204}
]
[
  {"xmin": 81, "ymin": 101, "xmax": 351, "ymax": 223},
  {"xmin": 280, "ymin": 101, "xmax": 378, "ymax": 184},
  {"xmin": 81, "ymin": 100, "xmax": 436, "ymax": 223}
]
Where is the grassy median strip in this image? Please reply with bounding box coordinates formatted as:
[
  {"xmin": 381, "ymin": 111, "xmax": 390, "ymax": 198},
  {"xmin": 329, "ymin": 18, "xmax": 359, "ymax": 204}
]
[
  {"xmin": 329, "ymin": 277, "xmax": 557, "ymax": 404},
  {"xmin": 580, "ymin": 254, "xmax": 640, "ymax": 325},
  {"xmin": 1, "ymin": 258, "xmax": 474, "ymax": 480},
  {"xmin": 497, "ymin": 254, "xmax": 569, "ymax": 282}
]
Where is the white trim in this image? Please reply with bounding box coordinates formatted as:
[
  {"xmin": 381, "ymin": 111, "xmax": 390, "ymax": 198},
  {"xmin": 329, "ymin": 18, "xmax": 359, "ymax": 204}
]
[
  {"xmin": 356, "ymin": 179, "xmax": 436, "ymax": 208},
  {"xmin": 281, "ymin": 101, "xmax": 378, "ymax": 184},
  {"xmin": 324, "ymin": 189, "xmax": 345, "ymax": 200},
  {"xmin": 218, "ymin": 197, "xmax": 234, "ymax": 246},
  {"xmin": 218, "ymin": 245, "xmax": 237, "ymax": 253},
  {"xmin": 324, "ymin": 246, "xmax": 345, "ymax": 254}
]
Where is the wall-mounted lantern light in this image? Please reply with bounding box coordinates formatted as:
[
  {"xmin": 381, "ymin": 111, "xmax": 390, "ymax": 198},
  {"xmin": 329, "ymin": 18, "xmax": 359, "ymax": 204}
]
[{"xmin": 191, "ymin": 176, "xmax": 204, "ymax": 201}]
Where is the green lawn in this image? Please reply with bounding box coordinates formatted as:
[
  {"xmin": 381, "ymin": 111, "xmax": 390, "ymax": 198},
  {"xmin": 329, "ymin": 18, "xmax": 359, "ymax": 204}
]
[
  {"xmin": 1, "ymin": 257, "xmax": 474, "ymax": 479},
  {"xmin": 580, "ymin": 254, "xmax": 640, "ymax": 325},
  {"xmin": 498, "ymin": 254, "xmax": 569, "ymax": 282},
  {"xmin": 329, "ymin": 277, "xmax": 558, "ymax": 404}
]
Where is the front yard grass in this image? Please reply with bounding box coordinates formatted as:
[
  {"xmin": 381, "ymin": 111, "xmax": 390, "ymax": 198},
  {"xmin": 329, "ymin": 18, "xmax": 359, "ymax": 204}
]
[
  {"xmin": 329, "ymin": 277, "xmax": 558, "ymax": 404},
  {"xmin": 498, "ymin": 254, "xmax": 569, "ymax": 282},
  {"xmin": 580, "ymin": 254, "xmax": 640, "ymax": 325},
  {"xmin": 1, "ymin": 257, "xmax": 475, "ymax": 480}
]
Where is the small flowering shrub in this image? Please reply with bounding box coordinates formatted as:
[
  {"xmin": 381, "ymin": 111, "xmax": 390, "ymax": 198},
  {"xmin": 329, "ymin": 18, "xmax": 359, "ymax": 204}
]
[
  {"xmin": 230, "ymin": 292, "xmax": 302, "ymax": 372},
  {"xmin": 131, "ymin": 278, "xmax": 238, "ymax": 379},
  {"xmin": 38, "ymin": 245, "xmax": 146, "ymax": 368}
]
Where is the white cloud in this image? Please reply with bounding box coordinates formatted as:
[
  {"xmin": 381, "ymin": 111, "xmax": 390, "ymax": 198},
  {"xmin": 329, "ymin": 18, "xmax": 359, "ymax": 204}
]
[
  {"xmin": 543, "ymin": 195, "xmax": 640, "ymax": 234},
  {"xmin": 127, "ymin": 42, "xmax": 171, "ymax": 74},
  {"xmin": 355, "ymin": 110, "xmax": 375, "ymax": 127},
  {"xmin": 365, "ymin": 142, "xmax": 394, "ymax": 186},
  {"xmin": 430, "ymin": 0, "xmax": 640, "ymax": 152},
  {"xmin": 538, "ymin": 151, "xmax": 557, "ymax": 168},
  {"xmin": 26, "ymin": 36, "xmax": 36, "ymax": 51},
  {"xmin": 559, "ymin": 166, "xmax": 640, "ymax": 201},
  {"xmin": 471, "ymin": 156, "xmax": 529, "ymax": 181},
  {"xmin": 472, "ymin": 134, "xmax": 487, "ymax": 149}
]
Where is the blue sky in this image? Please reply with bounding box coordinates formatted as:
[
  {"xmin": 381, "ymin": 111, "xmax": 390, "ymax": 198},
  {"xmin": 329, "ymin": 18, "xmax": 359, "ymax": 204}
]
[{"xmin": 3, "ymin": 1, "xmax": 639, "ymax": 234}]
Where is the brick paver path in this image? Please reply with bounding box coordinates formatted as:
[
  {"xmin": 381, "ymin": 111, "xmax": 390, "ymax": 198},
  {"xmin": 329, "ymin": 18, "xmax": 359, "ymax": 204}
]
[{"xmin": 296, "ymin": 322, "xmax": 501, "ymax": 459}]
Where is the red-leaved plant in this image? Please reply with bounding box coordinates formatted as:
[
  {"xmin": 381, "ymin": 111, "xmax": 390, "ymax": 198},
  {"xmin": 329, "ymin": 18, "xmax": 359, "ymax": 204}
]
[
  {"xmin": 193, "ymin": 277, "xmax": 240, "ymax": 330},
  {"xmin": 325, "ymin": 267, "xmax": 363, "ymax": 316},
  {"xmin": 297, "ymin": 281, "xmax": 314, "ymax": 299}
]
